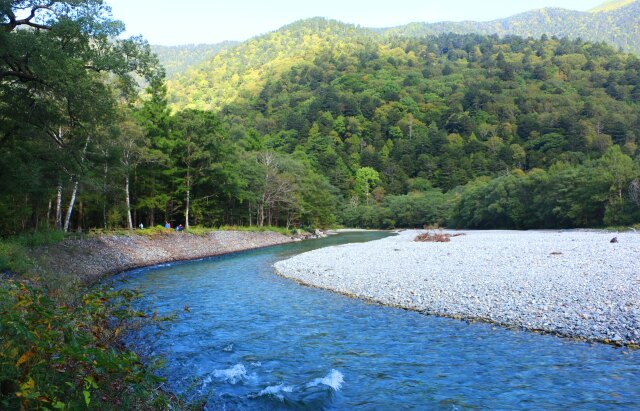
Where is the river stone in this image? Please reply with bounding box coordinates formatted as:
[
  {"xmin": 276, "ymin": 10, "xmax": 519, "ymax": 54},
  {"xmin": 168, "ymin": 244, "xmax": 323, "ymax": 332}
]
[{"xmin": 273, "ymin": 229, "xmax": 640, "ymax": 346}]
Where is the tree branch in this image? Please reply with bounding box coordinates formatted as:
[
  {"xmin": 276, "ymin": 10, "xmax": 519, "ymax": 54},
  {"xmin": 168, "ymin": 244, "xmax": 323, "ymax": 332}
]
[
  {"xmin": 2, "ymin": 2, "xmax": 55, "ymax": 32},
  {"xmin": 0, "ymin": 70, "xmax": 44, "ymax": 84}
]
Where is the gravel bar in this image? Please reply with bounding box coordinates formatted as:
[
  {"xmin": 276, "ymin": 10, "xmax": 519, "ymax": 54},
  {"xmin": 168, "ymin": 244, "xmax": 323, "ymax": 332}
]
[{"xmin": 274, "ymin": 230, "xmax": 640, "ymax": 345}]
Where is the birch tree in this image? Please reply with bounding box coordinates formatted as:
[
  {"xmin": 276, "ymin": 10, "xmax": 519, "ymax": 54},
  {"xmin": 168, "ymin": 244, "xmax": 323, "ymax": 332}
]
[
  {"xmin": 255, "ymin": 152, "xmax": 298, "ymax": 227},
  {"xmin": 116, "ymin": 114, "xmax": 147, "ymax": 230},
  {"xmin": 170, "ymin": 110, "xmax": 226, "ymax": 229},
  {"xmin": 0, "ymin": 0, "xmax": 159, "ymax": 232},
  {"xmin": 630, "ymin": 179, "xmax": 640, "ymax": 208},
  {"xmin": 355, "ymin": 167, "xmax": 381, "ymax": 205}
]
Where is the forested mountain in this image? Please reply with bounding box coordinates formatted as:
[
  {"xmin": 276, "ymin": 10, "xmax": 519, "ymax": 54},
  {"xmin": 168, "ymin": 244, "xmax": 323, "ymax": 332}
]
[
  {"xmin": 160, "ymin": 1, "xmax": 640, "ymax": 83},
  {"xmin": 165, "ymin": 18, "xmax": 640, "ymax": 229},
  {"xmin": 151, "ymin": 42, "xmax": 238, "ymax": 78},
  {"xmin": 167, "ymin": 19, "xmax": 376, "ymax": 110},
  {"xmin": 3, "ymin": 10, "xmax": 640, "ymax": 236},
  {"xmin": 383, "ymin": 0, "xmax": 640, "ymax": 55}
]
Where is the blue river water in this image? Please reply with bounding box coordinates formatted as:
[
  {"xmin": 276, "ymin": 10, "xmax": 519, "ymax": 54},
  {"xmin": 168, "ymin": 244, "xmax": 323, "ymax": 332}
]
[{"xmin": 115, "ymin": 232, "xmax": 640, "ymax": 410}]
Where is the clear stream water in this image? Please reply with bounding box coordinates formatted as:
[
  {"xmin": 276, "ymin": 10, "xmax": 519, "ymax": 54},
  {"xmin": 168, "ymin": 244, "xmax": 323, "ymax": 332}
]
[{"xmin": 115, "ymin": 232, "xmax": 640, "ymax": 410}]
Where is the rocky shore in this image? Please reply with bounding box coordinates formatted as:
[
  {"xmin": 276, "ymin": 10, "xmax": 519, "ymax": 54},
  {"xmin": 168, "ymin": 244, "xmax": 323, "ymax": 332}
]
[
  {"xmin": 38, "ymin": 230, "xmax": 294, "ymax": 284},
  {"xmin": 274, "ymin": 230, "xmax": 640, "ymax": 346}
]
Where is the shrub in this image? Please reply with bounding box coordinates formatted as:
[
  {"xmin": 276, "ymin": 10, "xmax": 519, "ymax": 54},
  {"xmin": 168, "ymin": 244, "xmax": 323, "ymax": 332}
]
[{"xmin": 0, "ymin": 281, "xmax": 171, "ymax": 410}]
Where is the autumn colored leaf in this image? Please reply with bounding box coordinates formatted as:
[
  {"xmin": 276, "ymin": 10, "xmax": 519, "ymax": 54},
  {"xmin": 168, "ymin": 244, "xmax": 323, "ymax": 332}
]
[{"xmin": 16, "ymin": 348, "xmax": 35, "ymax": 367}]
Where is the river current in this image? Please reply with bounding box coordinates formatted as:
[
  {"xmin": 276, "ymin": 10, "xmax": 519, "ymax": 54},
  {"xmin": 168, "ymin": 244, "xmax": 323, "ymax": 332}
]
[{"xmin": 115, "ymin": 232, "xmax": 640, "ymax": 410}]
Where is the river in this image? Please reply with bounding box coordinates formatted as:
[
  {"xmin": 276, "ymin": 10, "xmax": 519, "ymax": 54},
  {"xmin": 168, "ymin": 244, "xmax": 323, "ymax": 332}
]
[{"xmin": 115, "ymin": 231, "xmax": 640, "ymax": 410}]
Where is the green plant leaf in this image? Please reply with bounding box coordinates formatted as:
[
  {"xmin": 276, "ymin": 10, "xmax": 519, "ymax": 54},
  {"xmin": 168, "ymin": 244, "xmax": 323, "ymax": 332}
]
[{"xmin": 85, "ymin": 376, "xmax": 98, "ymax": 389}]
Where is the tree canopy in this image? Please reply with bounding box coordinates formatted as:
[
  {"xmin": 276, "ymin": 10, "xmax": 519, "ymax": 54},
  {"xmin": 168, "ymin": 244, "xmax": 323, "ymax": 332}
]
[{"xmin": 1, "ymin": 14, "xmax": 639, "ymax": 235}]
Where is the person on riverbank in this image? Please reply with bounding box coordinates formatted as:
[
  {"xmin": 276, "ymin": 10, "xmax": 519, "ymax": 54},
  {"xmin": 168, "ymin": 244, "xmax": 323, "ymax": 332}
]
[
  {"xmin": 165, "ymin": 222, "xmax": 171, "ymax": 232},
  {"xmin": 176, "ymin": 224, "xmax": 184, "ymax": 232}
]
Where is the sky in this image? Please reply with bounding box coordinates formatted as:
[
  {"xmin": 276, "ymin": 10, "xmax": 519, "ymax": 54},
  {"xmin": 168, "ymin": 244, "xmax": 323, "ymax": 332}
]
[{"xmin": 105, "ymin": 0, "xmax": 608, "ymax": 46}]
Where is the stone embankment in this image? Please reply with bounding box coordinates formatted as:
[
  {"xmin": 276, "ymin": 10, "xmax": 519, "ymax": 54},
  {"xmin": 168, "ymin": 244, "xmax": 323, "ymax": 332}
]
[
  {"xmin": 274, "ymin": 230, "xmax": 640, "ymax": 346},
  {"xmin": 38, "ymin": 231, "xmax": 293, "ymax": 284}
]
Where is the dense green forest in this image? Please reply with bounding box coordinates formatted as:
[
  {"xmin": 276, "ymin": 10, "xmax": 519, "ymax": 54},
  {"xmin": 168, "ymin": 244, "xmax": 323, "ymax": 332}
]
[
  {"xmin": 154, "ymin": 0, "xmax": 640, "ymax": 76},
  {"xmin": 382, "ymin": 0, "xmax": 640, "ymax": 55},
  {"xmin": 1, "ymin": 2, "xmax": 177, "ymax": 409},
  {"xmin": 166, "ymin": 18, "xmax": 640, "ymax": 229},
  {"xmin": 3, "ymin": 8, "xmax": 640, "ymax": 236},
  {"xmin": 151, "ymin": 42, "xmax": 238, "ymax": 78}
]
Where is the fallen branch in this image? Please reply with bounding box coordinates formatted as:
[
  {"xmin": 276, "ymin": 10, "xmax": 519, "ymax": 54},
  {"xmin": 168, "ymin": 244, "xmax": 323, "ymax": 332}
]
[{"xmin": 415, "ymin": 230, "xmax": 465, "ymax": 243}]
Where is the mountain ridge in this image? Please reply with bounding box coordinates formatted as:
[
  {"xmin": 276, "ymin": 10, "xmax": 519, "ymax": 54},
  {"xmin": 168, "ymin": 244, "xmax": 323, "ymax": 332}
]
[
  {"xmin": 155, "ymin": 1, "xmax": 640, "ymax": 80},
  {"xmin": 380, "ymin": 2, "xmax": 639, "ymax": 54},
  {"xmin": 590, "ymin": 0, "xmax": 638, "ymax": 12},
  {"xmin": 151, "ymin": 41, "xmax": 239, "ymax": 78},
  {"xmin": 161, "ymin": 25, "xmax": 640, "ymax": 227}
]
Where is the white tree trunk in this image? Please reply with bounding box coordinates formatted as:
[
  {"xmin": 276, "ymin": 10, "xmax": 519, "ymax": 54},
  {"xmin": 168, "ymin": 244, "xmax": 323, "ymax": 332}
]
[
  {"xmin": 185, "ymin": 187, "xmax": 190, "ymax": 230},
  {"xmin": 63, "ymin": 180, "xmax": 78, "ymax": 232},
  {"xmin": 185, "ymin": 165, "xmax": 191, "ymax": 230},
  {"xmin": 55, "ymin": 184, "xmax": 62, "ymax": 230},
  {"xmin": 258, "ymin": 202, "xmax": 265, "ymax": 227},
  {"xmin": 63, "ymin": 135, "xmax": 91, "ymax": 232},
  {"xmin": 103, "ymin": 161, "xmax": 108, "ymax": 229},
  {"xmin": 125, "ymin": 173, "xmax": 133, "ymax": 230},
  {"xmin": 46, "ymin": 198, "xmax": 52, "ymax": 228}
]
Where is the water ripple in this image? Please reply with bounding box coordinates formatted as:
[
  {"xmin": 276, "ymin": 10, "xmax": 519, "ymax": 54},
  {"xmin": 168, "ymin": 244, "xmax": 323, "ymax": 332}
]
[{"xmin": 117, "ymin": 232, "xmax": 640, "ymax": 410}]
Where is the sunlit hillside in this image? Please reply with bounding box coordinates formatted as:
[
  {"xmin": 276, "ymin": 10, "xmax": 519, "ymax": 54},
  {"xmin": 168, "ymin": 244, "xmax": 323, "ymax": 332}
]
[
  {"xmin": 152, "ymin": 41, "xmax": 238, "ymax": 78},
  {"xmin": 167, "ymin": 18, "xmax": 377, "ymax": 111},
  {"xmin": 590, "ymin": 0, "xmax": 638, "ymax": 13},
  {"xmin": 165, "ymin": 17, "xmax": 640, "ymax": 228},
  {"xmin": 383, "ymin": 1, "xmax": 640, "ymax": 55},
  {"xmin": 159, "ymin": 0, "xmax": 640, "ymax": 86}
]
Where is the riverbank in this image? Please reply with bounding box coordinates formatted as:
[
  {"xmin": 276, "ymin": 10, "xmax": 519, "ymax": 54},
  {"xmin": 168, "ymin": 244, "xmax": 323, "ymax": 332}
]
[
  {"xmin": 1, "ymin": 229, "xmax": 297, "ymax": 409},
  {"xmin": 36, "ymin": 230, "xmax": 294, "ymax": 284},
  {"xmin": 274, "ymin": 230, "xmax": 640, "ymax": 346}
]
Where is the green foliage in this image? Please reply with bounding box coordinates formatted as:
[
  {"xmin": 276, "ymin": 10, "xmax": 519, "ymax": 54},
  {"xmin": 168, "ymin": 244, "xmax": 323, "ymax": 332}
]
[
  {"xmin": 384, "ymin": 1, "xmax": 640, "ymax": 55},
  {"xmin": 0, "ymin": 0, "xmax": 160, "ymax": 236},
  {"xmin": 167, "ymin": 18, "xmax": 378, "ymax": 111},
  {"xmin": 12, "ymin": 230, "xmax": 66, "ymax": 248},
  {"xmin": 164, "ymin": 23, "xmax": 640, "ymax": 229},
  {"xmin": 3, "ymin": 15, "xmax": 640, "ymax": 234},
  {"xmin": 0, "ymin": 281, "xmax": 171, "ymax": 410},
  {"xmin": 355, "ymin": 167, "xmax": 381, "ymax": 204},
  {"xmin": 152, "ymin": 42, "xmax": 239, "ymax": 78},
  {"xmin": 340, "ymin": 189, "xmax": 447, "ymax": 228},
  {"xmin": 168, "ymin": 109, "xmax": 229, "ymax": 227},
  {"xmin": 447, "ymin": 154, "xmax": 640, "ymax": 229},
  {"xmin": 0, "ymin": 242, "xmax": 33, "ymax": 274},
  {"xmin": 0, "ymin": 231, "xmax": 67, "ymax": 273}
]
